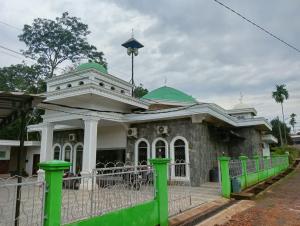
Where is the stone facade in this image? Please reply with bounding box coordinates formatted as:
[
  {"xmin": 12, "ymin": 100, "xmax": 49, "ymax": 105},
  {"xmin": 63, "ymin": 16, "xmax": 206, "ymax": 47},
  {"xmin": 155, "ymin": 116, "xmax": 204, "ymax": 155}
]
[
  {"xmin": 127, "ymin": 117, "xmax": 262, "ymax": 186},
  {"xmin": 53, "ymin": 129, "xmax": 84, "ymax": 148}
]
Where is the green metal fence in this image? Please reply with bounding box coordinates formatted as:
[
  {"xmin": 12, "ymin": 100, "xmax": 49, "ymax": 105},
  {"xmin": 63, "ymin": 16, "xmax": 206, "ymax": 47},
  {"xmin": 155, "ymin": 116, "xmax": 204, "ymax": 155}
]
[
  {"xmin": 219, "ymin": 153, "xmax": 289, "ymax": 198},
  {"xmin": 39, "ymin": 158, "xmax": 170, "ymax": 226}
]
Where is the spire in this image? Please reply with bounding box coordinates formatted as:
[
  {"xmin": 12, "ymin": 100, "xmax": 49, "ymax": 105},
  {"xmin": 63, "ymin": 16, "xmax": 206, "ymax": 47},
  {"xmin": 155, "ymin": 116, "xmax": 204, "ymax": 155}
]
[{"xmin": 239, "ymin": 92, "xmax": 244, "ymax": 103}]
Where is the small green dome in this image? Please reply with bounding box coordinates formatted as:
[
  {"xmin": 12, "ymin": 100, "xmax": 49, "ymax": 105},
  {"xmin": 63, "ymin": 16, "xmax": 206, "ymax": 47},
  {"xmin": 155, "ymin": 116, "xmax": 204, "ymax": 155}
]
[
  {"xmin": 142, "ymin": 86, "xmax": 197, "ymax": 104},
  {"xmin": 77, "ymin": 62, "xmax": 107, "ymax": 74}
]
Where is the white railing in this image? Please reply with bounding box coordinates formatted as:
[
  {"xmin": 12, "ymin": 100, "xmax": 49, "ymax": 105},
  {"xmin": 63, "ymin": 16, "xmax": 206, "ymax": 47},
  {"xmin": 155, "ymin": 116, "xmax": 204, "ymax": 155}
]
[
  {"xmin": 61, "ymin": 165, "xmax": 155, "ymax": 224},
  {"xmin": 168, "ymin": 162, "xmax": 192, "ymax": 217},
  {"xmin": 0, "ymin": 176, "xmax": 45, "ymax": 226}
]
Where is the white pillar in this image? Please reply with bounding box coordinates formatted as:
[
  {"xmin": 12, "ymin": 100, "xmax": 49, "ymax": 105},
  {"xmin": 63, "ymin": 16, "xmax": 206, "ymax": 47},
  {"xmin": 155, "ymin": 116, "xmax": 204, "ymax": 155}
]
[
  {"xmin": 40, "ymin": 122, "xmax": 54, "ymax": 162},
  {"xmin": 38, "ymin": 122, "xmax": 54, "ymax": 180},
  {"xmin": 82, "ymin": 118, "xmax": 99, "ymax": 174}
]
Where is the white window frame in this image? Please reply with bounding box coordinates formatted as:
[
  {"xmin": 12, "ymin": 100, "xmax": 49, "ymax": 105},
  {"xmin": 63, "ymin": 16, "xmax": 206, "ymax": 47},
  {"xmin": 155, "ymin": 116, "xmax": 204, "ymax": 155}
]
[
  {"xmin": 170, "ymin": 136, "xmax": 190, "ymax": 181},
  {"xmin": 134, "ymin": 138, "xmax": 150, "ymax": 166},
  {"xmin": 73, "ymin": 142, "xmax": 84, "ymax": 174},
  {"xmin": 62, "ymin": 143, "xmax": 73, "ymax": 171},
  {"xmin": 152, "ymin": 138, "xmax": 169, "ymax": 159},
  {"xmin": 52, "ymin": 143, "xmax": 61, "ymax": 160}
]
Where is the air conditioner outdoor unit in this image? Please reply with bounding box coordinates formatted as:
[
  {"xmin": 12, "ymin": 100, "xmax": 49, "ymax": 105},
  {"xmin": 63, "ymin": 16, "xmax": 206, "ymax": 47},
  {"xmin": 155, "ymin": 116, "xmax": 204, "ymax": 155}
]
[
  {"xmin": 127, "ymin": 128, "xmax": 138, "ymax": 138},
  {"xmin": 69, "ymin": 133, "xmax": 76, "ymax": 142},
  {"xmin": 157, "ymin": 126, "xmax": 168, "ymax": 135}
]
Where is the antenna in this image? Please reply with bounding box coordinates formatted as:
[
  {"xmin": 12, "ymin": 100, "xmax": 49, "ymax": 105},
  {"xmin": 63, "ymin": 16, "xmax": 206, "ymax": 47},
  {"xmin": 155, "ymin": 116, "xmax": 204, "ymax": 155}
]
[{"xmin": 239, "ymin": 92, "xmax": 244, "ymax": 103}]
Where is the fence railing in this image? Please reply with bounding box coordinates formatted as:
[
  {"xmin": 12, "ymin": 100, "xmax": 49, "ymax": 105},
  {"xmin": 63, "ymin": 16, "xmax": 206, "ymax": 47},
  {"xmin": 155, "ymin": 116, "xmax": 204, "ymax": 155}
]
[
  {"xmin": 0, "ymin": 176, "xmax": 45, "ymax": 226},
  {"xmin": 219, "ymin": 154, "xmax": 289, "ymax": 198},
  {"xmin": 61, "ymin": 165, "xmax": 155, "ymax": 224},
  {"xmin": 37, "ymin": 159, "xmax": 170, "ymax": 226},
  {"xmin": 168, "ymin": 162, "xmax": 192, "ymax": 216}
]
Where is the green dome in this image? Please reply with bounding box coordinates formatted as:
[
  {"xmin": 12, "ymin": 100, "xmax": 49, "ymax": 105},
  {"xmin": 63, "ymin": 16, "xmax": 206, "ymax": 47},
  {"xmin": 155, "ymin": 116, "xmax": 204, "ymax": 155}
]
[
  {"xmin": 77, "ymin": 62, "xmax": 107, "ymax": 74},
  {"xmin": 142, "ymin": 86, "xmax": 197, "ymax": 104}
]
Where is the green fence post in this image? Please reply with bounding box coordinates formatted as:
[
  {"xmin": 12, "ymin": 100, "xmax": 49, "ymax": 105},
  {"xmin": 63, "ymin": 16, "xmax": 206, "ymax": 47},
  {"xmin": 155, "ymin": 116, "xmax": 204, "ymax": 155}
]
[
  {"xmin": 285, "ymin": 152, "xmax": 289, "ymax": 169},
  {"xmin": 150, "ymin": 158, "xmax": 170, "ymax": 226},
  {"xmin": 239, "ymin": 156, "xmax": 248, "ymax": 187},
  {"xmin": 39, "ymin": 160, "xmax": 71, "ymax": 226},
  {"xmin": 218, "ymin": 156, "xmax": 231, "ymax": 198},
  {"xmin": 253, "ymin": 155, "xmax": 259, "ymax": 183}
]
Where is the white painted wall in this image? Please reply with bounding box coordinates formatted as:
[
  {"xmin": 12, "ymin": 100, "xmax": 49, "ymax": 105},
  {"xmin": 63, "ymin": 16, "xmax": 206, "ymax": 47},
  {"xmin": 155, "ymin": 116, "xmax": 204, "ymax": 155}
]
[
  {"xmin": 25, "ymin": 146, "xmax": 41, "ymax": 176},
  {"xmin": 97, "ymin": 125, "xmax": 127, "ymax": 149}
]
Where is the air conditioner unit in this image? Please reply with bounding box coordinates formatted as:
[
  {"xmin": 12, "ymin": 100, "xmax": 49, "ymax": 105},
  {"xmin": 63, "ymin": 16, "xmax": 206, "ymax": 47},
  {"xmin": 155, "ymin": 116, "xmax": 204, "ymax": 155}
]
[
  {"xmin": 127, "ymin": 128, "xmax": 138, "ymax": 138},
  {"xmin": 157, "ymin": 126, "xmax": 168, "ymax": 135},
  {"xmin": 69, "ymin": 133, "xmax": 76, "ymax": 142}
]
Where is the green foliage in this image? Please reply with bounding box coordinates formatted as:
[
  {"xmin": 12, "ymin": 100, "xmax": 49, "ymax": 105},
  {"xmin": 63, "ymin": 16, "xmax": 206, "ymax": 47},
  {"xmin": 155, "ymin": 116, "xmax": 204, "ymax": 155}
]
[
  {"xmin": 270, "ymin": 118, "xmax": 292, "ymax": 146},
  {"xmin": 272, "ymin": 84, "xmax": 289, "ymax": 104},
  {"xmin": 0, "ymin": 64, "xmax": 44, "ymax": 139},
  {"xmin": 271, "ymin": 145, "xmax": 299, "ymax": 164},
  {"xmin": 289, "ymin": 113, "xmax": 297, "ymax": 133},
  {"xmin": 133, "ymin": 84, "xmax": 148, "ymax": 98},
  {"xmin": 0, "ymin": 64, "xmax": 45, "ymax": 93},
  {"xmin": 19, "ymin": 12, "xmax": 106, "ymax": 78}
]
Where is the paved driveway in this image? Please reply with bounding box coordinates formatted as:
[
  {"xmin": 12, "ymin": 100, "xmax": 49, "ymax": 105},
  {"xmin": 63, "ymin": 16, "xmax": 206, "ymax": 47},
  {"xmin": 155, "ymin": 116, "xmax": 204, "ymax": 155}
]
[{"xmin": 218, "ymin": 166, "xmax": 300, "ymax": 226}]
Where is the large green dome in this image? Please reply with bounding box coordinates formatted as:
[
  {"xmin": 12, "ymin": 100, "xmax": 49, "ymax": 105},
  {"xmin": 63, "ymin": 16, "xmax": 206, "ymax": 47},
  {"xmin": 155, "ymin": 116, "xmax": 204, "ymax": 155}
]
[
  {"xmin": 142, "ymin": 86, "xmax": 197, "ymax": 104},
  {"xmin": 77, "ymin": 62, "xmax": 107, "ymax": 74}
]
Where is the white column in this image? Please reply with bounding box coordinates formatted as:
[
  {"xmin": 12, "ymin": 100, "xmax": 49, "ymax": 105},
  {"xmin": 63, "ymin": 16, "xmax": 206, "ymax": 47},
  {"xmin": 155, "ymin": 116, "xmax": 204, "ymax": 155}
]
[
  {"xmin": 40, "ymin": 122, "xmax": 54, "ymax": 162},
  {"xmin": 38, "ymin": 122, "xmax": 54, "ymax": 180},
  {"xmin": 81, "ymin": 117, "xmax": 99, "ymax": 174}
]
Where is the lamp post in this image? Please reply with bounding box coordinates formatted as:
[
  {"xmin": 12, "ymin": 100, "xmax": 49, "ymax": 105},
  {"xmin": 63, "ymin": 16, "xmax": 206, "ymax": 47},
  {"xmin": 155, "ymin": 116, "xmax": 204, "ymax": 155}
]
[{"xmin": 122, "ymin": 33, "xmax": 144, "ymax": 96}]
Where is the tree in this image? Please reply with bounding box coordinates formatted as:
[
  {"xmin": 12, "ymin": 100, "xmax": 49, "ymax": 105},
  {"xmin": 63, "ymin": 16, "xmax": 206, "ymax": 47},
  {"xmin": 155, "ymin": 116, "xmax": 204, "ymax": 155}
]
[
  {"xmin": 270, "ymin": 118, "xmax": 292, "ymax": 146},
  {"xmin": 0, "ymin": 64, "xmax": 44, "ymax": 140},
  {"xmin": 0, "ymin": 64, "xmax": 44, "ymax": 93},
  {"xmin": 133, "ymin": 84, "xmax": 148, "ymax": 98},
  {"xmin": 289, "ymin": 113, "xmax": 297, "ymax": 133},
  {"xmin": 19, "ymin": 12, "xmax": 106, "ymax": 78},
  {"xmin": 272, "ymin": 84, "xmax": 289, "ymax": 145}
]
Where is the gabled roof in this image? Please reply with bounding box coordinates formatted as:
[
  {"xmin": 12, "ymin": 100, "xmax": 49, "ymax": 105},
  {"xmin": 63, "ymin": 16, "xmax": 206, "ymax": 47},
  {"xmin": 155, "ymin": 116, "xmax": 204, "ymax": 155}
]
[{"xmin": 142, "ymin": 86, "xmax": 198, "ymax": 105}]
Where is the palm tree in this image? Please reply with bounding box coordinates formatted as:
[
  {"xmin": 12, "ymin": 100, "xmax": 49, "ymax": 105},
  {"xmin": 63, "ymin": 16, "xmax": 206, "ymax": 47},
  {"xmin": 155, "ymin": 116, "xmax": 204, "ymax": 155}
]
[
  {"xmin": 272, "ymin": 84, "xmax": 289, "ymax": 145},
  {"xmin": 289, "ymin": 113, "xmax": 296, "ymax": 133}
]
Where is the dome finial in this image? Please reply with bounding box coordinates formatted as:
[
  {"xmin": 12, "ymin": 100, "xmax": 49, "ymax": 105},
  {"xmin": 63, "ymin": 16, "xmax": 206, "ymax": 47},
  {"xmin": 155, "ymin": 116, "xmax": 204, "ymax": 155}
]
[{"xmin": 164, "ymin": 76, "xmax": 168, "ymax": 86}]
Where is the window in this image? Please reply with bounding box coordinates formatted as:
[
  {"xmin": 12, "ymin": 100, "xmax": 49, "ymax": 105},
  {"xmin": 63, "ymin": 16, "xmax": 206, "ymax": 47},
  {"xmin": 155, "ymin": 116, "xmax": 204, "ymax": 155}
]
[
  {"xmin": 174, "ymin": 139, "xmax": 186, "ymax": 162},
  {"xmin": 75, "ymin": 145, "xmax": 83, "ymax": 173},
  {"xmin": 53, "ymin": 146, "xmax": 61, "ymax": 160},
  {"xmin": 111, "ymin": 86, "xmax": 115, "ymax": 91},
  {"xmin": 67, "ymin": 84, "xmax": 72, "ymax": 88},
  {"xmin": 170, "ymin": 137, "xmax": 189, "ymax": 179},
  {"xmin": 64, "ymin": 145, "xmax": 72, "ymax": 162},
  {"xmin": 121, "ymin": 90, "xmax": 125, "ymax": 94},
  {"xmin": 155, "ymin": 140, "xmax": 167, "ymax": 158},
  {"xmin": 173, "ymin": 139, "xmax": 186, "ymax": 176},
  {"xmin": 55, "ymin": 86, "xmax": 60, "ymax": 90},
  {"xmin": 0, "ymin": 151, "xmax": 6, "ymax": 159},
  {"xmin": 99, "ymin": 82, "xmax": 104, "ymax": 87},
  {"xmin": 138, "ymin": 141, "xmax": 148, "ymax": 164},
  {"xmin": 78, "ymin": 81, "xmax": 84, "ymax": 85}
]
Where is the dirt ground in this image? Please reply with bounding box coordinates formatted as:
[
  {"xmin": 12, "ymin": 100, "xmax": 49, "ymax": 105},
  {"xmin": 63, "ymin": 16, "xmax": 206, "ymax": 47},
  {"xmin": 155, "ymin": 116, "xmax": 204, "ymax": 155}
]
[{"xmin": 217, "ymin": 166, "xmax": 300, "ymax": 226}]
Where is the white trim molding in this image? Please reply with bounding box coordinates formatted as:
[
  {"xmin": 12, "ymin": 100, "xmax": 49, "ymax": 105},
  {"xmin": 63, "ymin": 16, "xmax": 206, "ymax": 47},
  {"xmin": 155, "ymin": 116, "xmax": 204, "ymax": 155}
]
[
  {"xmin": 52, "ymin": 143, "xmax": 61, "ymax": 160},
  {"xmin": 152, "ymin": 138, "xmax": 169, "ymax": 159},
  {"xmin": 170, "ymin": 136, "xmax": 190, "ymax": 181},
  {"xmin": 134, "ymin": 138, "xmax": 150, "ymax": 166},
  {"xmin": 73, "ymin": 142, "xmax": 84, "ymax": 173}
]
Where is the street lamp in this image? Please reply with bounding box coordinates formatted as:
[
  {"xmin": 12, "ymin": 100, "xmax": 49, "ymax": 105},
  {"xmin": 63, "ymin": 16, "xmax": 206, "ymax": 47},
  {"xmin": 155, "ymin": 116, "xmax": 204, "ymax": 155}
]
[{"xmin": 122, "ymin": 33, "xmax": 144, "ymax": 96}]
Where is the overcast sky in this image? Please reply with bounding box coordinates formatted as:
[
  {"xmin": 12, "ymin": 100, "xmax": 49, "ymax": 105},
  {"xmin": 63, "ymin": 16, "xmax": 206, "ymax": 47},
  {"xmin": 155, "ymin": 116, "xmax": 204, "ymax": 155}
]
[{"xmin": 0, "ymin": 0, "xmax": 299, "ymax": 131}]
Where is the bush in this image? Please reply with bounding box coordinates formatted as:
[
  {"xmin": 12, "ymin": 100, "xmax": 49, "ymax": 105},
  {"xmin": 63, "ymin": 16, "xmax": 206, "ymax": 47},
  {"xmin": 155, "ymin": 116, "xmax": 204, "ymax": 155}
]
[{"xmin": 271, "ymin": 145, "xmax": 300, "ymax": 164}]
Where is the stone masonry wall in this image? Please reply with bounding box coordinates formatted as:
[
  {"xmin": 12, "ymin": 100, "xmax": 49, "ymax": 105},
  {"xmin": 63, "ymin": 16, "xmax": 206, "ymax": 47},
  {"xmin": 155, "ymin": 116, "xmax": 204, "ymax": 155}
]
[{"xmin": 127, "ymin": 118, "xmax": 229, "ymax": 186}]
